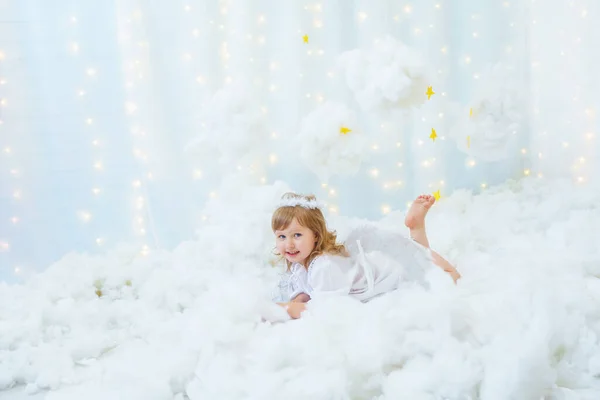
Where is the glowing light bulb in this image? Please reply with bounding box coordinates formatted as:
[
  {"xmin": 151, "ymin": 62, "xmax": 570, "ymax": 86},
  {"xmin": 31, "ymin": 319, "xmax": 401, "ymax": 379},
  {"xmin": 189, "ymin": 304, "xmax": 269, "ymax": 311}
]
[
  {"xmin": 13, "ymin": 190, "xmax": 21, "ymax": 199},
  {"xmin": 524, "ymin": 169, "xmax": 531, "ymax": 176},
  {"xmin": 370, "ymin": 168, "xmax": 379, "ymax": 178},
  {"xmin": 92, "ymin": 188, "xmax": 101, "ymax": 195},
  {"xmin": 132, "ymin": 180, "xmax": 142, "ymax": 188},
  {"xmin": 86, "ymin": 68, "xmax": 97, "ymax": 77},
  {"xmin": 464, "ymin": 56, "xmax": 472, "ymax": 64},
  {"xmin": 78, "ymin": 89, "xmax": 86, "ymax": 97},
  {"xmin": 257, "ymin": 15, "xmax": 266, "ymax": 24},
  {"xmin": 94, "ymin": 162, "xmax": 103, "ymax": 170},
  {"xmin": 381, "ymin": 205, "xmax": 391, "ymax": 214},
  {"xmin": 85, "ymin": 118, "xmax": 93, "ymax": 125},
  {"xmin": 193, "ymin": 169, "xmax": 203, "ymax": 179},
  {"xmin": 329, "ymin": 189, "xmax": 336, "ymax": 196},
  {"xmin": 480, "ymin": 183, "xmax": 487, "ymax": 189},
  {"xmin": 404, "ymin": 5, "xmax": 412, "ymax": 13},
  {"xmin": 0, "ymin": 241, "xmax": 9, "ymax": 252},
  {"xmin": 357, "ymin": 12, "xmax": 368, "ymax": 22},
  {"xmin": 78, "ymin": 211, "xmax": 92, "ymax": 222},
  {"xmin": 10, "ymin": 216, "xmax": 19, "ymax": 224},
  {"xmin": 521, "ymin": 148, "xmax": 527, "ymax": 154},
  {"xmin": 269, "ymin": 154, "xmax": 278, "ymax": 164},
  {"xmin": 192, "ymin": 28, "xmax": 200, "ymax": 37},
  {"xmin": 125, "ymin": 102, "xmax": 137, "ymax": 114},
  {"xmin": 96, "ymin": 238, "xmax": 105, "ymax": 246},
  {"xmin": 196, "ymin": 75, "xmax": 205, "ymax": 84}
]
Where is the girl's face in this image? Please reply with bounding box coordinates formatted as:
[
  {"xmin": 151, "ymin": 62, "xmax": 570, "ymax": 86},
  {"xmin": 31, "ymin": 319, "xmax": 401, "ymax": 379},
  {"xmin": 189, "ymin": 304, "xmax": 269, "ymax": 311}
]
[{"xmin": 274, "ymin": 218, "xmax": 317, "ymax": 265}]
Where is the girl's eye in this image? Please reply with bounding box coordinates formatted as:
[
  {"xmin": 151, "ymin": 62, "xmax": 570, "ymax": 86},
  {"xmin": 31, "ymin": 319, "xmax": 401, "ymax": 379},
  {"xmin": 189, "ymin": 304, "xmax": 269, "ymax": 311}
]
[
  {"xmin": 278, "ymin": 235, "xmax": 285, "ymax": 239},
  {"xmin": 294, "ymin": 233, "xmax": 302, "ymax": 238}
]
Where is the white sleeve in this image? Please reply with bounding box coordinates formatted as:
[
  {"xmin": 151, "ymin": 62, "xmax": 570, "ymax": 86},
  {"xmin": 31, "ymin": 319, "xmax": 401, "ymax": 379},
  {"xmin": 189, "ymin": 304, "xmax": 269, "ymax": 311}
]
[
  {"xmin": 289, "ymin": 264, "xmax": 311, "ymax": 300},
  {"xmin": 307, "ymin": 256, "xmax": 354, "ymax": 298},
  {"xmin": 271, "ymin": 271, "xmax": 293, "ymax": 302}
]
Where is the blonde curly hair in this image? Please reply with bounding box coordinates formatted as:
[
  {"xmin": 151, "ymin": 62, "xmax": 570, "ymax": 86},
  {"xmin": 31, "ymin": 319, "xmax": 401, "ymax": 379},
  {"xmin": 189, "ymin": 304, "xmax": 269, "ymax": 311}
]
[{"xmin": 272, "ymin": 192, "xmax": 348, "ymax": 270}]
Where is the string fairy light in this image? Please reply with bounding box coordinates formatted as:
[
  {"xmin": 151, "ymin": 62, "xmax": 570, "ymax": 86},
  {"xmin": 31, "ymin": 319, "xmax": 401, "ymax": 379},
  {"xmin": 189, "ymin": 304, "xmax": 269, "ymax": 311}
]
[{"xmin": 116, "ymin": 4, "xmax": 161, "ymax": 254}]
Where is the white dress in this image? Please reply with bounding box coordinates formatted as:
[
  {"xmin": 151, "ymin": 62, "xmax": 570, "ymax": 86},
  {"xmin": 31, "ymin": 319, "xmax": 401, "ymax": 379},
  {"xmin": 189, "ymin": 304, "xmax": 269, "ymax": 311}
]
[{"xmin": 273, "ymin": 224, "xmax": 438, "ymax": 303}]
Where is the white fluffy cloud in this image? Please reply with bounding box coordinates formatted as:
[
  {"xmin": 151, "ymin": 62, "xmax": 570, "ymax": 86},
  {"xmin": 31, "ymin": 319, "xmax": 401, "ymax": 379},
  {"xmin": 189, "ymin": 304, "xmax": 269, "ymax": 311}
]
[
  {"xmin": 297, "ymin": 102, "xmax": 368, "ymax": 183},
  {"xmin": 338, "ymin": 36, "xmax": 432, "ymax": 113},
  {"xmin": 449, "ymin": 64, "xmax": 524, "ymax": 161},
  {"xmin": 185, "ymin": 84, "xmax": 270, "ymax": 169}
]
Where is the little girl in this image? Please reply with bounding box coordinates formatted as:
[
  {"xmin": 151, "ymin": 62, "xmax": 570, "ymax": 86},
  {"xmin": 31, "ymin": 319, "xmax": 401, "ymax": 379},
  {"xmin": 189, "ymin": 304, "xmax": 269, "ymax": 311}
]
[{"xmin": 272, "ymin": 192, "xmax": 460, "ymax": 319}]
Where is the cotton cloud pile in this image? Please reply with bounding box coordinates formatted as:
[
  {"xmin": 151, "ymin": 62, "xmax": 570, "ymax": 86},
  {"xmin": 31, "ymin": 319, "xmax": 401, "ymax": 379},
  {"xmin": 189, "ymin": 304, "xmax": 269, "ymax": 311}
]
[
  {"xmin": 195, "ymin": 175, "xmax": 292, "ymax": 266},
  {"xmin": 2, "ymin": 179, "xmax": 600, "ymax": 399},
  {"xmin": 185, "ymin": 84, "xmax": 270, "ymax": 169},
  {"xmin": 448, "ymin": 64, "xmax": 525, "ymax": 161},
  {"xmin": 297, "ymin": 102, "xmax": 368, "ymax": 183},
  {"xmin": 338, "ymin": 36, "xmax": 431, "ymax": 113}
]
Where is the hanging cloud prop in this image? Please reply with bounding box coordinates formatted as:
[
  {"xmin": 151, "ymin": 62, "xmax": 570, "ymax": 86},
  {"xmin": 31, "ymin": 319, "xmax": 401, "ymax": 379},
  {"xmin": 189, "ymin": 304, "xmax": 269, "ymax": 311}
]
[
  {"xmin": 338, "ymin": 36, "xmax": 432, "ymax": 113},
  {"xmin": 449, "ymin": 64, "xmax": 525, "ymax": 162},
  {"xmin": 185, "ymin": 84, "xmax": 270, "ymax": 168},
  {"xmin": 297, "ymin": 102, "xmax": 368, "ymax": 183}
]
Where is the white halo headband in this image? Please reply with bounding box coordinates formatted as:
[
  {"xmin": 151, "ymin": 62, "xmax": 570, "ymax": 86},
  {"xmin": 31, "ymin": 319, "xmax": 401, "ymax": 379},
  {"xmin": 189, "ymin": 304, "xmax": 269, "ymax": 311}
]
[{"xmin": 277, "ymin": 197, "xmax": 324, "ymax": 210}]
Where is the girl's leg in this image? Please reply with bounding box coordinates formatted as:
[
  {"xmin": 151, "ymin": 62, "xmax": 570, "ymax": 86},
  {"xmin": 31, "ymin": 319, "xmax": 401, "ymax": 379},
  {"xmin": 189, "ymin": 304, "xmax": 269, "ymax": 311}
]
[{"xmin": 405, "ymin": 195, "xmax": 461, "ymax": 283}]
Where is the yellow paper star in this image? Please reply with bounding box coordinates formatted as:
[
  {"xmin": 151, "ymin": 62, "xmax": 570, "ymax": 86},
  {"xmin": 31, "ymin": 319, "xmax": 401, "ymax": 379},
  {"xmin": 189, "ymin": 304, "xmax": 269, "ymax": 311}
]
[
  {"xmin": 429, "ymin": 128, "xmax": 437, "ymax": 141},
  {"xmin": 303, "ymin": 34, "xmax": 309, "ymax": 43},
  {"xmin": 425, "ymin": 86, "xmax": 435, "ymax": 100},
  {"xmin": 433, "ymin": 190, "xmax": 441, "ymax": 201},
  {"xmin": 340, "ymin": 126, "xmax": 351, "ymax": 135},
  {"xmin": 467, "ymin": 136, "xmax": 471, "ymax": 148}
]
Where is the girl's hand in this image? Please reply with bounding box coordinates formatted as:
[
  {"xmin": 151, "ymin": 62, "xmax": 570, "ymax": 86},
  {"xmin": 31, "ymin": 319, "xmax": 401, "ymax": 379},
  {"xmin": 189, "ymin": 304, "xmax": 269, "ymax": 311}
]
[
  {"xmin": 292, "ymin": 293, "xmax": 311, "ymax": 303},
  {"xmin": 277, "ymin": 302, "xmax": 306, "ymax": 319},
  {"xmin": 286, "ymin": 302, "xmax": 306, "ymax": 319}
]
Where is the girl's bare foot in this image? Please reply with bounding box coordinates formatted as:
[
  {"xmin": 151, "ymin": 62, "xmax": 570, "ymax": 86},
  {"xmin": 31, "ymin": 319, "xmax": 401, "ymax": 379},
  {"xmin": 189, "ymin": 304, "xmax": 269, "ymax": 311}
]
[
  {"xmin": 405, "ymin": 194, "xmax": 435, "ymax": 230},
  {"xmin": 405, "ymin": 194, "xmax": 435, "ymax": 248}
]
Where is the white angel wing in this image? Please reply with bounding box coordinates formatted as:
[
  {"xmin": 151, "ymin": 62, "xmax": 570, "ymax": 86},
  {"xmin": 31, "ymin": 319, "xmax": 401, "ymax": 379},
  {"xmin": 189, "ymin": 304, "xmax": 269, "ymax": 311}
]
[{"xmin": 343, "ymin": 223, "xmax": 435, "ymax": 285}]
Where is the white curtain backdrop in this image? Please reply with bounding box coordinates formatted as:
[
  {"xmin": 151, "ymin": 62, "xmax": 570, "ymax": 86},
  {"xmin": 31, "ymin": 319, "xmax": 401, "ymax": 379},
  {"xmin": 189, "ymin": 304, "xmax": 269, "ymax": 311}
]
[{"xmin": 0, "ymin": 0, "xmax": 598, "ymax": 282}]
